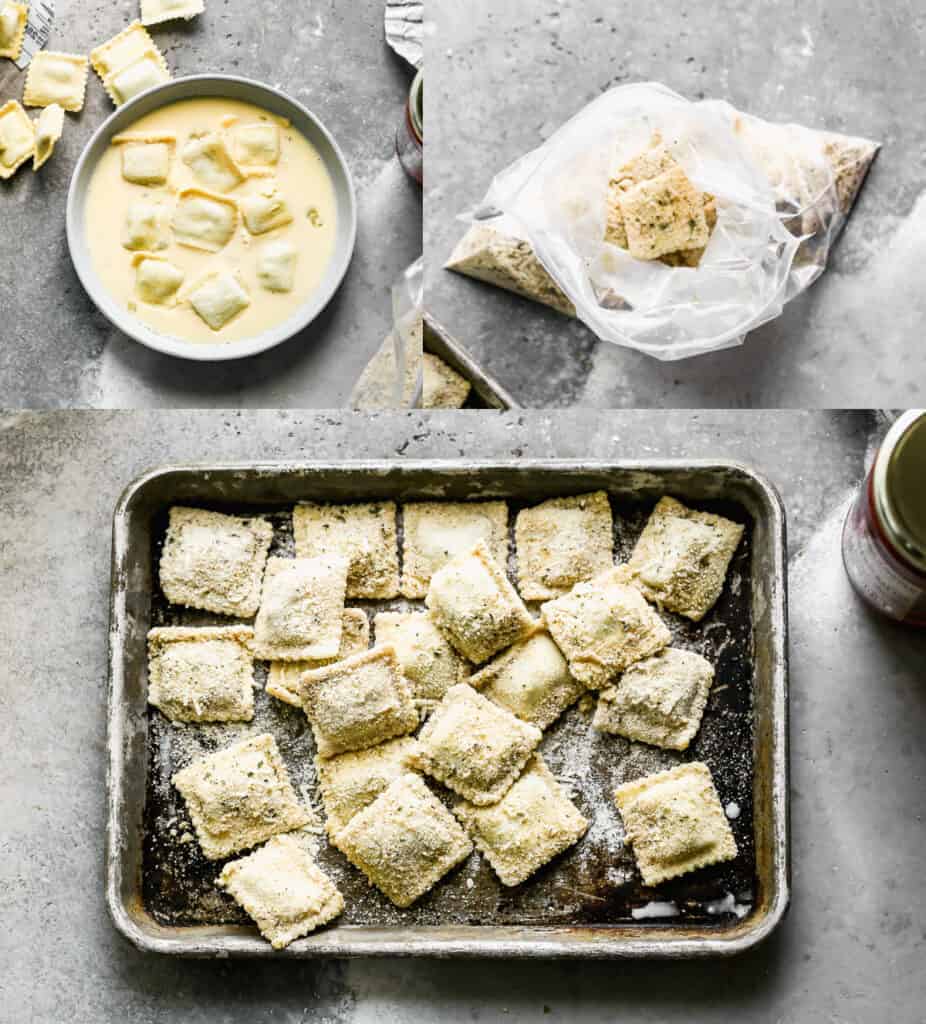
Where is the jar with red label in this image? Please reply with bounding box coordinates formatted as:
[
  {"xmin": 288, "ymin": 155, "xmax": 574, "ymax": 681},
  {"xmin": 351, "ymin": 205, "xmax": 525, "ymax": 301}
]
[{"xmin": 842, "ymin": 410, "xmax": 926, "ymax": 626}]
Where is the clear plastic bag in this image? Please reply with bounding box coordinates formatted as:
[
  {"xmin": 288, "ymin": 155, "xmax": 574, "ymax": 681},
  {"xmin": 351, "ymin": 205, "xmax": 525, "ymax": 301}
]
[
  {"xmin": 465, "ymin": 83, "xmax": 863, "ymax": 360},
  {"xmin": 350, "ymin": 257, "xmax": 423, "ymax": 408}
]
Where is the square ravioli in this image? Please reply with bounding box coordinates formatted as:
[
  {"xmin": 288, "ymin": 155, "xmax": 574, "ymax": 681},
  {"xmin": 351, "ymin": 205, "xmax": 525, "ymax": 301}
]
[
  {"xmin": 141, "ymin": 0, "xmax": 205, "ymax": 26},
  {"xmin": 257, "ymin": 239, "xmax": 297, "ymax": 293},
  {"xmin": 159, "ymin": 506, "xmax": 273, "ymax": 617},
  {"xmin": 172, "ymin": 733, "xmax": 310, "ymax": 860},
  {"xmin": 188, "ymin": 269, "xmax": 251, "ymax": 330},
  {"xmin": 293, "ymin": 500, "xmax": 399, "ymax": 599},
  {"xmin": 541, "ymin": 566, "xmax": 671, "ymax": 689},
  {"xmin": 181, "ymin": 132, "xmax": 245, "ymax": 193},
  {"xmin": 470, "ymin": 629, "xmax": 586, "ymax": 730},
  {"xmin": 171, "ymin": 188, "xmax": 239, "ymax": 252},
  {"xmin": 133, "ymin": 254, "xmax": 185, "ymax": 305},
  {"xmin": 0, "ymin": 3, "xmax": 28, "ymax": 61},
  {"xmin": 627, "ymin": 496, "xmax": 745, "ymax": 622},
  {"xmin": 253, "ymin": 555, "xmax": 349, "ymax": 662},
  {"xmin": 233, "ymin": 122, "xmax": 281, "ymax": 167},
  {"xmin": 593, "ymin": 647, "xmax": 714, "ymax": 750},
  {"xmin": 514, "ymin": 490, "xmax": 614, "ymax": 601},
  {"xmin": 613, "ymin": 761, "xmax": 737, "ymax": 886},
  {"xmin": 91, "ymin": 24, "xmax": 171, "ymax": 107},
  {"xmin": 604, "ymin": 137, "xmax": 676, "ymax": 248},
  {"xmin": 23, "ymin": 52, "xmax": 89, "ymax": 112},
  {"xmin": 266, "ymin": 608, "xmax": 370, "ymax": 708},
  {"xmin": 425, "ymin": 540, "xmax": 534, "ymax": 664},
  {"xmin": 0, "ymin": 100, "xmax": 35, "ymax": 180},
  {"xmin": 107, "ymin": 51, "xmax": 171, "ymax": 105},
  {"xmin": 618, "ymin": 164, "xmax": 710, "ymax": 261},
  {"xmin": 240, "ymin": 187, "xmax": 294, "ymax": 234},
  {"xmin": 147, "ymin": 625, "xmax": 255, "ymax": 723},
  {"xmin": 116, "ymin": 136, "xmax": 174, "ymax": 185},
  {"xmin": 316, "ymin": 735, "xmax": 421, "ymax": 838},
  {"xmin": 122, "ymin": 198, "xmax": 170, "ymax": 251},
  {"xmin": 32, "ymin": 103, "xmax": 65, "ymax": 171},
  {"xmin": 300, "ymin": 645, "xmax": 418, "ymax": 758},
  {"xmin": 333, "ymin": 773, "xmax": 473, "ymax": 907},
  {"xmin": 454, "ymin": 755, "xmax": 588, "ymax": 886},
  {"xmin": 416, "ymin": 683, "xmax": 542, "ymax": 805},
  {"xmin": 218, "ymin": 834, "xmax": 343, "ymax": 950},
  {"xmin": 90, "ymin": 22, "xmax": 158, "ymax": 78},
  {"xmin": 422, "ymin": 353, "xmax": 471, "ymax": 409},
  {"xmin": 401, "ymin": 499, "xmax": 509, "ymax": 598},
  {"xmin": 373, "ymin": 611, "xmax": 469, "ymax": 704}
]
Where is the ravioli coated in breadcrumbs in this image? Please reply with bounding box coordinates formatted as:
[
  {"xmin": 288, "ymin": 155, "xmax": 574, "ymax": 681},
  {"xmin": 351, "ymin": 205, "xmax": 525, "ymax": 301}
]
[
  {"xmin": 515, "ymin": 490, "xmax": 613, "ymax": 600},
  {"xmin": 627, "ymin": 496, "xmax": 744, "ymax": 621},
  {"xmin": 265, "ymin": 608, "xmax": 369, "ymax": 708},
  {"xmin": 613, "ymin": 761, "xmax": 737, "ymax": 886},
  {"xmin": 333, "ymin": 773, "xmax": 473, "ymax": 908},
  {"xmin": 316, "ymin": 735, "xmax": 422, "ymax": 837},
  {"xmin": 373, "ymin": 610, "xmax": 470, "ymax": 704},
  {"xmin": 593, "ymin": 646, "xmax": 714, "ymax": 750},
  {"xmin": 147, "ymin": 625, "xmax": 255, "ymax": 723},
  {"xmin": 293, "ymin": 500, "xmax": 399, "ymax": 599},
  {"xmin": 470, "ymin": 628, "xmax": 586, "ymax": 731},
  {"xmin": 415, "ymin": 683, "xmax": 542, "ymax": 805},
  {"xmin": 425, "ymin": 539, "xmax": 534, "ymax": 665},
  {"xmin": 252, "ymin": 555, "xmax": 349, "ymax": 662},
  {"xmin": 218, "ymin": 834, "xmax": 343, "ymax": 949},
  {"xmin": 541, "ymin": 565, "xmax": 671, "ymax": 689},
  {"xmin": 604, "ymin": 138, "xmax": 677, "ymax": 248},
  {"xmin": 401, "ymin": 500, "xmax": 509, "ymax": 598},
  {"xmin": 619, "ymin": 164, "xmax": 710, "ymax": 262},
  {"xmin": 299, "ymin": 645, "xmax": 418, "ymax": 758},
  {"xmin": 422, "ymin": 353, "xmax": 472, "ymax": 409},
  {"xmin": 172, "ymin": 733, "xmax": 310, "ymax": 861},
  {"xmin": 605, "ymin": 135, "xmax": 715, "ymax": 267},
  {"xmin": 159, "ymin": 506, "xmax": 273, "ymax": 618},
  {"xmin": 454, "ymin": 755, "xmax": 587, "ymax": 886}
]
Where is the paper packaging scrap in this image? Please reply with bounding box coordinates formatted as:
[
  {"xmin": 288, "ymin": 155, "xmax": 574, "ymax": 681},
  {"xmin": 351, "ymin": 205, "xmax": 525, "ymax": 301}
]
[
  {"xmin": 12, "ymin": 0, "xmax": 54, "ymax": 71},
  {"xmin": 384, "ymin": 0, "xmax": 422, "ymax": 69}
]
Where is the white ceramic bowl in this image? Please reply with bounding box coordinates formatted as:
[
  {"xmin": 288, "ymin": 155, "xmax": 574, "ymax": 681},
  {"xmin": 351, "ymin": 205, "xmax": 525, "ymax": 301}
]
[{"xmin": 66, "ymin": 74, "xmax": 357, "ymax": 362}]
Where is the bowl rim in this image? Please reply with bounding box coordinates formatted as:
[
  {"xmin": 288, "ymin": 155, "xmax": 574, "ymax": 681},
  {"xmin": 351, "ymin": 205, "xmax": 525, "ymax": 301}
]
[{"xmin": 66, "ymin": 73, "xmax": 358, "ymax": 363}]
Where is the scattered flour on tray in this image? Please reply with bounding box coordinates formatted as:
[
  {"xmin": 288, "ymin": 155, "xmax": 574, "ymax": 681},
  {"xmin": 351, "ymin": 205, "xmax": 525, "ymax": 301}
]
[
  {"xmin": 632, "ymin": 901, "xmax": 679, "ymax": 920},
  {"xmin": 704, "ymin": 892, "xmax": 751, "ymax": 919}
]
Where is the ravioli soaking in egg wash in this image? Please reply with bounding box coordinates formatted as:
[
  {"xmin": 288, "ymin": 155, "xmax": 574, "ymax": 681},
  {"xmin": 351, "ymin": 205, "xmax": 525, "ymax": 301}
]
[{"xmin": 84, "ymin": 97, "xmax": 337, "ymax": 344}]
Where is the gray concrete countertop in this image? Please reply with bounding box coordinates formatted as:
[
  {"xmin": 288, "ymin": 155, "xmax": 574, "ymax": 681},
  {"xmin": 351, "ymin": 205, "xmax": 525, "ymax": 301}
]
[
  {"xmin": 426, "ymin": 0, "xmax": 926, "ymax": 408},
  {"xmin": 3, "ymin": 409, "xmax": 924, "ymax": 1022},
  {"xmin": 0, "ymin": 2, "xmax": 421, "ymax": 408}
]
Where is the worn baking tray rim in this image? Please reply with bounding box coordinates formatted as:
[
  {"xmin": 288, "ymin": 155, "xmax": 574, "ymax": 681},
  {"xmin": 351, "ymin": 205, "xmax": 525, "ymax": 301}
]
[
  {"xmin": 423, "ymin": 314, "xmax": 520, "ymax": 410},
  {"xmin": 107, "ymin": 458, "xmax": 789, "ymax": 959}
]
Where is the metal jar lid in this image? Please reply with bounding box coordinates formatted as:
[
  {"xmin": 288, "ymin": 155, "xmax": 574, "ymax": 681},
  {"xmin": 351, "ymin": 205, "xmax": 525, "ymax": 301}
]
[{"xmin": 873, "ymin": 409, "xmax": 926, "ymax": 574}]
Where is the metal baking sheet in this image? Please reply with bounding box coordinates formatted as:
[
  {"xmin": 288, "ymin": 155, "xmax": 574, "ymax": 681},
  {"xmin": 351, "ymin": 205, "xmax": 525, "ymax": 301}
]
[
  {"xmin": 424, "ymin": 315, "xmax": 519, "ymax": 409},
  {"xmin": 107, "ymin": 460, "xmax": 788, "ymax": 958}
]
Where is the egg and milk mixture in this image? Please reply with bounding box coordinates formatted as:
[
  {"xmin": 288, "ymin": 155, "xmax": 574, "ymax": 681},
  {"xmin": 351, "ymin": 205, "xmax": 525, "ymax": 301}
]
[{"xmin": 84, "ymin": 97, "xmax": 337, "ymax": 344}]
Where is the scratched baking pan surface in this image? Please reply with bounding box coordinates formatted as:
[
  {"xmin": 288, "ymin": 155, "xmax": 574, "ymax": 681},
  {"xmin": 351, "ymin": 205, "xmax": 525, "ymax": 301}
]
[{"xmin": 107, "ymin": 462, "xmax": 787, "ymax": 957}]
